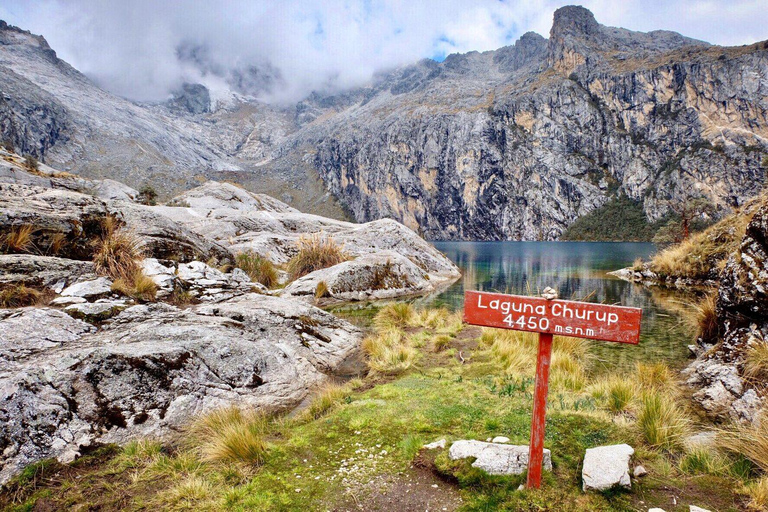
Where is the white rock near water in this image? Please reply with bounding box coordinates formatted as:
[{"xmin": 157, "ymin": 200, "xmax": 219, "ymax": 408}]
[
  {"xmin": 582, "ymin": 444, "xmax": 634, "ymax": 491},
  {"xmin": 449, "ymin": 440, "xmax": 552, "ymax": 475}
]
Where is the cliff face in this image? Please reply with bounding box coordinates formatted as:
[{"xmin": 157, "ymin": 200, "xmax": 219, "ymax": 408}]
[
  {"xmin": 308, "ymin": 7, "xmax": 768, "ymax": 239},
  {"xmin": 1, "ymin": 9, "xmax": 767, "ymax": 239}
]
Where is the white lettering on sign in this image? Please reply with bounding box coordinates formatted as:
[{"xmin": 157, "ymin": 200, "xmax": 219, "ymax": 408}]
[{"xmin": 478, "ymin": 294, "xmax": 619, "ymax": 326}]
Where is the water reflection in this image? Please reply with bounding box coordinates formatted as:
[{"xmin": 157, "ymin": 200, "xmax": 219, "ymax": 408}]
[{"xmin": 421, "ymin": 242, "xmax": 698, "ymax": 372}]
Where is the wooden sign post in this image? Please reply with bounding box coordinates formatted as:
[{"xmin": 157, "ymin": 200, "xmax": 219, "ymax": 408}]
[{"xmin": 463, "ymin": 290, "xmax": 641, "ymax": 489}]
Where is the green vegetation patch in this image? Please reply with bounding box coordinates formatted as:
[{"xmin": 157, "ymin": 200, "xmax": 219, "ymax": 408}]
[{"xmin": 561, "ymin": 195, "xmax": 662, "ymax": 242}]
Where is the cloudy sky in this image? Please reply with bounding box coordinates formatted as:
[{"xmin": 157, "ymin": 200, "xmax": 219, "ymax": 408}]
[{"xmin": 1, "ymin": 1, "xmax": 766, "ymax": 104}]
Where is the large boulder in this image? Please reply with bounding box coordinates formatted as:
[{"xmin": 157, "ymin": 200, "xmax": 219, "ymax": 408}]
[
  {"xmin": 141, "ymin": 258, "xmax": 265, "ymax": 301},
  {"xmin": 281, "ymin": 251, "xmax": 435, "ymax": 302},
  {"xmin": 582, "ymin": 444, "xmax": 634, "ymax": 492},
  {"xmin": 0, "ymin": 295, "xmax": 364, "ymax": 484},
  {"xmin": 448, "ymin": 440, "xmax": 551, "ymax": 475}
]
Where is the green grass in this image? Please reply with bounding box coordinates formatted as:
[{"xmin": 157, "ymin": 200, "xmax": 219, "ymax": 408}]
[
  {"xmin": 235, "ymin": 251, "xmax": 279, "ymax": 288},
  {"xmin": 0, "ymin": 314, "xmax": 746, "ymax": 512}
]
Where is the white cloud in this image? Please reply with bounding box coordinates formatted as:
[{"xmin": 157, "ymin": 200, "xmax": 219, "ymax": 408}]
[{"xmin": 0, "ymin": 0, "xmax": 765, "ymax": 104}]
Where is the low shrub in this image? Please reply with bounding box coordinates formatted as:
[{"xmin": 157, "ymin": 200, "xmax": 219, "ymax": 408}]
[
  {"xmin": 187, "ymin": 407, "xmax": 269, "ymax": 466},
  {"xmin": 24, "ymin": 154, "xmax": 38, "ymax": 171},
  {"xmin": 235, "ymin": 251, "xmax": 278, "ymax": 288},
  {"xmin": 287, "ymin": 233, "xmax": 348, "ymax": 280},
  {"xmin": 138, "ymin": 185, "xmax": 158, "ymax": 206}
]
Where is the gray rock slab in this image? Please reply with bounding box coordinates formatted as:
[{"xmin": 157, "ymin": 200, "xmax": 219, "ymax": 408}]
[
  {"xmin": 64, "ymin": 301, "xmax": 127, "ymax": 322},
  {"xmin": 449, "ymin": 440, "xmax": 551, "ymax": 475},
  {"xmin": 0, "ymin": 294, "xmax": 363, "ymax": 485},
  {"xmin": 60, "ymin": 277, "xmax": 113, "ymax": 299},
  {"xmin": 582, "ymin": 444, "xmax": 634, "ymax": 491},
  {"xmin": 282, "ymin": 251, "xmax": 434, "ymax": 302}
]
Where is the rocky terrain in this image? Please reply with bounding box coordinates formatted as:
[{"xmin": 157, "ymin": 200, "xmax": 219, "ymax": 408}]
[
  {"xmin": 2, "ymin": 8, "xmax": 767, "ymax": 240},
  {"xmin": 683, "ymin": 198, "xmax": 768, "ymax": 423},
  {"xmin": 0, "ymin": 148, "xmax": 460, "ymax": 484}
]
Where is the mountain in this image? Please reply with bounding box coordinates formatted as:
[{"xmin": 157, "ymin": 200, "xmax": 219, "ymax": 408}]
[{"xmin": 1, "ymin": 7, "xmax": 767, "ymax": 240}]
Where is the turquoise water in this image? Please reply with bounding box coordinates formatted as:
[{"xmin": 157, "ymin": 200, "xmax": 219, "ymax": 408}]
[{"xmin": 421, "ymin": 241, "xmax": 697, "ymax": 372}]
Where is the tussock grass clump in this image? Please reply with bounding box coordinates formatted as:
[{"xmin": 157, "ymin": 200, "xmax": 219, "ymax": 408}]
[
  {"xmin": 650, "ymin": 210, "xmax": 751, "ymax": 280},
  {"xmin": 374, "ymin": 303, "xmax": 415, "ymax": 330},
  {"xmin": 287, "ymin": 233, "xmax": 348, "ymax": 280},
  {"xmin": 166, "ymin": 476, "xmax": 213, "ymax": 508},
  {"xmin": 636, "ymin": 361, "xmax": 675, "ymax": 392},
  {"xmin": 589, "ymin": 376, "xmax": 638, "ymax": 414},
  {"xmin": 433, "ymin": 334, "xmax": 453, "ymax": 352},
  {"xmin": 0, "ymin": 284, "xmax": 45, "ymax": 308},
  {"xmin": 315, "ymin": 281, "xmax": 330, "ymax": 299},
  {"xmin": 235, "ymin": 251, "xmax": 278, "ymax": 288},
  {"xmin": 638, "ymin": 391, "xmax": 690, "ymax": 451},
  {"xmin": 303, "ymin": 381, "xmax": 355, "ymax": 420},
  {"xmin": 411, "ymin": 307, "xmax": 451, "ymax": 329},
  {"xmin": 1, "ymin": 224, "xmax": 36, "ymax": 254},
  {"xmin": 744, "ymin": 476, "xmax": 768, "ymax": 511},
  {"xmin": 93, "ymin": 217, "xmax": 143, "ymax": 280},
  {"xmin": 718, "ymin": 415, "xmax": 768, "ymax": 472},
  {"xmin": 694, "ymin": 293, "xmax": 719, "ymax": 343},
  {"xmin": 94, "ymin": 216, "xmax": 156, "ymax": 301},
  {"xmin": 187, "ymin": 407, "xmax": 269, "ymax": 466},
  {"xmin": 362, "ymin": 328, "xmax": 417, "ymax": 375},
  {"xmin": 679, "ymin": 447, "xmax": 727, "ymax": 475},
  {"xmin": 744, "ymin": 340, "xmax": 768, "ymax": 382},
  {"xmin": 112, "ymin": 271, "xmax": 158, "ymax": 302}
]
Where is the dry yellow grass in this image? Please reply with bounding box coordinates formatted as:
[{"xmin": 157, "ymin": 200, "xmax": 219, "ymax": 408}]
[
  {"xmin": 93, "ymin": 218, "xmax": 143, "ymax": 281},
  {"xmin": 694, "ymin": 293, "xmax": 719, "ymax": 342},
  {"xmin": 112, "ymin": 271, "xmax": 158, "ymax": 302},
  {"xmin": 1, "ymin": 224, "xmax": 36, "ymax": 254},
  {"xmin": 287, "ymin": 233, "xmax": 348, "ymax": 280},
  {"xmin": 235, "ymin": 251, "xmax": 278, "ymax": 288},
  {"xmin": 374, "ymin": 303, "xmax": 415, "ymax": 330},
  {"xmin": 743, "ymin": 476, "xmax": 768, "ymax": 511},
  {"xmin": 187, "ymin": 407, "xmax": 269, "ymax": 466},
  {"xmin": 362, "ymin": 328, "xmax": 417, "ymax": 375},
  {"xmin": 302, "ymin": 381, "xmax": 356, "ymax": 420},
  {"xmin": 650, "ymin": 207, "xmax": 752, "ymax": 280},
  {"xmin": 636, "ymin": 361, "xmax": 675, "ymax": 391},
  {"xmin": 0, "ymin": 284, "xmax": 45, "ymax": 308},
  {"xmin": 719, "ymin": 414, "xmax": 768, "ymax": 472},
  {"xmin": 638, "ymin": 390, "xmax": 690, "ymax": 451},
  {"xmin": 744, "ymin": 340, "xmax": 768, "ymax": 382}
]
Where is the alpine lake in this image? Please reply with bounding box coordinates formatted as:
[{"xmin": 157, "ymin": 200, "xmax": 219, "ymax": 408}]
[{"xmin": 333, "ymin": 241, "xmax": 701, "ymax": 373}]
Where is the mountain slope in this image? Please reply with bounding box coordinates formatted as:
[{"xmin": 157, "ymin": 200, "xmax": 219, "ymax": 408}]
[
  {"xmin": 297, "ymin": 6, "xmax": 768, "ymax": 239},
  {"xmin": 1, "ymin": 8, "xmax": 767, "ymax": 240}
]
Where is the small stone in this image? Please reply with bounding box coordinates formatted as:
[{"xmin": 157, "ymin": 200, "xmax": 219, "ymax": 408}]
[
  {"xmin": 423, "ymin": 439, "xmax": 446, "ymax": 450},
  {"xmin": 541, "ymin": 287, "xmax": 558, "ymax": 300},
  {"xmin": 633, "ymin": 465, "xmax": 647, "ymax": 478},
  {"xmin": 492, "ymin": 436, "xmax": 510, "ymax": 444},
  {"xmin": 649, "ymin": 509, "xmax": 666, "ymax": 512},
  {"xmin": 690, "ymin": 507, "xmax": 712, "ymax": 512},
  {"xmin": 582, "ymin": 444, "xmax": 634, "ymax": 492}
]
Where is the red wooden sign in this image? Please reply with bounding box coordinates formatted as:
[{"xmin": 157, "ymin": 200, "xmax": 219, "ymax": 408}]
[
  {"xmin": 464, "ymin": 291, "xmax": 642, "ymax": 345},
  {"xmin": 463, "ymin": 290, "xmax": 642, "ymax": 489}
]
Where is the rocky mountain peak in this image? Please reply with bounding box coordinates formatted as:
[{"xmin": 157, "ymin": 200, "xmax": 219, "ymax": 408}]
[{"xmin": 550, "ymin": 5, "xmax": 600, "ymax": 39}]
